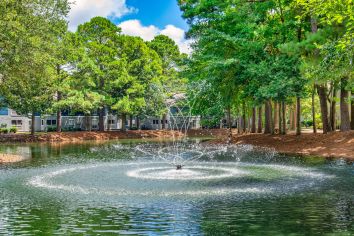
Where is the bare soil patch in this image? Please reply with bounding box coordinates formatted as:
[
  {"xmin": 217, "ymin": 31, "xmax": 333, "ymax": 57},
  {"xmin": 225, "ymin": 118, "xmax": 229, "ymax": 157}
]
[
  {"xmin": 207, "ymin": 130, "xmax": 354, "ymax": 160},
  {"xmin": 0, "ymin": 153, "xmax": 28, "ymax": 163}
]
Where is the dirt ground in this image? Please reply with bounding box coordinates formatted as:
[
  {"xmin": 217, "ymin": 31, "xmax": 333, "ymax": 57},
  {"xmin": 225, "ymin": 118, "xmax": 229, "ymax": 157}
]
[
  {"xmin": 203, "ymin": 129, "xmax": 354, "ymax": 160},
  {"xmin": 0, "ymin": 153, "xmax": 28, "ymax": 163}
]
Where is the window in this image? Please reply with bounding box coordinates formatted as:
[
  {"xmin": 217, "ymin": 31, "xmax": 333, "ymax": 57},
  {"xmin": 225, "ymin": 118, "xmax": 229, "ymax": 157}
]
[
  {"xmin": 153, "ymin": 120, "xmax": 159, "ymax": 125},
  {"xmin": 46, "ymin": 120, "xmax": 57, "ymax": 126},
  {"xmin": 108, "ymin": 120, "xmax": 115, "ymax": 125},
  {"xmin": 11, "ymin": 120, "xmax": 22, "ymax": 126}
]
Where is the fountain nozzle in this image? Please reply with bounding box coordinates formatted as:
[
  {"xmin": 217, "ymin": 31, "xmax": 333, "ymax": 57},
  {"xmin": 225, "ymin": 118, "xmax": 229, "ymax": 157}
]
[{"xmin": 176, "ymin": 165, "xmax": 183, "ymax": 170}]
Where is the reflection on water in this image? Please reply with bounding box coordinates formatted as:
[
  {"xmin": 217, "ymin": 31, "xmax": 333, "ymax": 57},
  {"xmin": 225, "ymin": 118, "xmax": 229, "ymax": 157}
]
[{"xmin": 0, "ymin": 140, "xmax": 353, "ymax": 235}]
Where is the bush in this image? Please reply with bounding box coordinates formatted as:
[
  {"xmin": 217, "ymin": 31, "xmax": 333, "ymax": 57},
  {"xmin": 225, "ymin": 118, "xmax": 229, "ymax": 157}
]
[
  {"xmin": 302, "ymin": 120, "xmax": 313, "ymax": 127},
  {"xmin": 9, "ymin": 127, "xmax": 17, "ymax": 133},
  {"xmin": 47, "ymin": 126, "xmax": 57, "ymax": 132},
  {"xmin": 1, "ymin": 128, "xmax": 9, "ymax": 134},
  {"xmin": 62, "ymin": 127, "xmax": 82, "ymax": 132}
]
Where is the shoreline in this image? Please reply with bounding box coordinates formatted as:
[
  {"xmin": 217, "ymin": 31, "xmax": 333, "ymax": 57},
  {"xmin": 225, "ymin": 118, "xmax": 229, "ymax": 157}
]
[
  {"xmin": 0, "ymin": 129, "xmax": 352, "ymax": 161},
  {"xmin": 0, "ymin": 130, "xmax": 184, "ymax": 143}
]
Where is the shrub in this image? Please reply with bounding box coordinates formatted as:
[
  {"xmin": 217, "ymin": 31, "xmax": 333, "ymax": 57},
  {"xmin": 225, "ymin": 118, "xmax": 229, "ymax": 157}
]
[
  {"xmin": 9, "ymin": 127, "xmax": 17, "ymax": 133},
  {"xmin": 1, "ymin": 128, "xmax": 9, "ymax": 134},
  {"xmin": 302, "ymin": 120, "xmax": 314, "ymax": 128},
  {"xmin": 62, "ymin": 127, "xmax": 82, "ymax": 132},
  {"xmin": 47, "ymin": 126, "xmax": 57, "ymax": 132}
]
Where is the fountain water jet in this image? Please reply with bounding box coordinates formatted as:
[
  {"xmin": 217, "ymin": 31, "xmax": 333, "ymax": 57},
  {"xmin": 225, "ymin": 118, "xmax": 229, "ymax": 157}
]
[{"xmin": 176, "ymin": 164, "xmax": 183, "ymax": 170}]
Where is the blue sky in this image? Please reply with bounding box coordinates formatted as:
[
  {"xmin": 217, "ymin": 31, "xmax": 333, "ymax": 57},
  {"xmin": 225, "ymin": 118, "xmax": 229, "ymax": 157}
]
[
  {"xmin": 118, "ymin": 0, "xmax": 188, "ymax": 31},
  {"xmin": 68, "ymin": 0, "xmax": 191, "ymax": 53}
]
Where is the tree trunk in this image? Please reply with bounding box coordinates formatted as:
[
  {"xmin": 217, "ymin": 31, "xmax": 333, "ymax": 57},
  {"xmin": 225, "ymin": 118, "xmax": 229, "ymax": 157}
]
[
  {"xmin": 227, "ymin": 106, "xmax": 232, "ymax": 143},
  {"xmin": 340, "ymin": 77, "xmax": 350, "ymax": 131},
  {"xmin": 31, "ymin": 113, "xmax": 35, "ymax": 135},
  {"xmin": 311, "ymin": 18, "xmax": 330, "ymax": 134},
  {"xmin": 317, "ymin": 85, "xmax": 330, "ymax": 134},
  {"xmin": 121, "ymin": 113, "xmax": 127, "ymax": 132},
  {"xmin": 257, "ymin": 106, "xmax": 262, "ymax": 133},
  {"xmin": 264, "ymin": 101, "xmax": 272, "ymax": 134},
  {"xmin": 281, "ymin": 101, "xmax": 286, "ymax": 135},
  {"xmin": 129, "ymin": 115, "xmax": 133, "ymax": 130},
  {"xmin": 290, "ymin": 105, "xmax": 296, "ymax": 131},
  {"xmin": 56, "ymin": 91, "xmax": 62, "ymax": 132},
  {"xmin": 238, "ymin": 117, "xmax": 242, "ymax": 134},
  {"xmin": 89, "ymin": 114, "xmax": 92, "ymax": 131},
  {"xmin": 271, "ymin": 102, "xmax": 274, "ymax": 134},
  {"xmin": 242, "ymin": 115, "xmax": 246, "ymax": 133},
  {"xmin": 289, "ymin": 107, "xmax": 293, "ymax": 131},
  {"xmin": 84, "ymin": 115, "xmax": 90, "ymax": 131},
  {"xmin": 161, "ymin": 114, "xmax": 167, "ymax": 130},
  {"xmin": 106, "ymin": 113, "xmax": 110, "ymax": 131},
  {"xmin": 98, "ymin": 108, "xmax": 105, "ymax": 132},
  {"xmin": 312, "ymin": 84, "xmax": 317, "ymax": 133},
  {"xmin": 251, "ymin": 107, "xmax": 256, "ymax": 133},
  {"xmin": 137, "ymin": 116, "xmax": 140, "ymax": 130},
  {"xmin": 330, "ymin": 86, "xmax": 337, "ymax": 131},
  {"xmin": 242, "ymin": 102, "xmax": 246, "ymax": 133},
  {"xmin": 296, "ymin": 97, "xmax": 301, "ymax": 135},
  {"xmin": 351, "ymin": 96, "xmax": 354, "ymax": 130},
  {"xmin": 56, "ymin": 110, "xmax": 62, "ymax": 133},
  {"xmin": 274, "ymin": 102, "xmax": 279, "ymax": 133},
  {"xmin": 278, "ymin": 102, "xmax": 282, "ymax": 134},
  {"xmin": 269, "ymin": 101, "xmax": 274, "ymax": 134}
]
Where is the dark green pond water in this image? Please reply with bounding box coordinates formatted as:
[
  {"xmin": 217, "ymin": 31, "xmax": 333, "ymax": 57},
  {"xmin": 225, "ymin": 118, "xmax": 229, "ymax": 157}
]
[{"xmin": 0, "ymin": 139, "xmax": 353, "ymax": 235}]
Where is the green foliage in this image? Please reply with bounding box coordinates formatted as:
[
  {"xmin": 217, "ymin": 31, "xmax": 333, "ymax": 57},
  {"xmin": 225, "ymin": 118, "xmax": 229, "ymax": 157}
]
[
  {"xmin": 0, "ymin": 128, "xmax": 9, "ymax": 134},
  {"xmin": 110, "ymin": 35, "xmax": 163, "ymax": 116},
  {"xmin": 179, "ymin": 0, "xmax": 352, "ymax": 130},
  {"xmin": 0, "ymin": 0, "xmax": 69, "ymax": 120},
  {"xmin": 179, "ymin": 0, "xmax": 307, "ymax": 120},
  {"xmin": 9, "ymin": 127, "xmax": 17, "ymax": 133},
  {"xmin": 46, "ymin": 126, "xmax": 57, "ymax": 132},
  {"xmin": 0, "ymin": 1, "xmax": 184, "ymax": 129}
]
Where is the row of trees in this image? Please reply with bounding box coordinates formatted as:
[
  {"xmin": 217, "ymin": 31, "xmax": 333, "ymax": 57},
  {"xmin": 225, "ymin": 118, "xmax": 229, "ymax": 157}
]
[
  {"xmin": 178, "ymin": 0, "xmax": 353, "ymax": 136},
  {"xmin": 0, "ymin": 1, "xmax": 185, "ymax": 134}
]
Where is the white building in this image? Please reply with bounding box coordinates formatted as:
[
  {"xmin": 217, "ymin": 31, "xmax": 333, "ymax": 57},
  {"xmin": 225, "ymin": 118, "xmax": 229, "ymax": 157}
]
[{"xmin": 0, "ymin": 107, "xmax": 200, "ymax": 132}]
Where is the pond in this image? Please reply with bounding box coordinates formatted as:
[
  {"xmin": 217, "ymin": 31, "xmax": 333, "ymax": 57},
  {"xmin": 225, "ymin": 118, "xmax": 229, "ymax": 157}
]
[{"xmin": 0, "ymin": 139, "xmax": 353, "ymax": 235}]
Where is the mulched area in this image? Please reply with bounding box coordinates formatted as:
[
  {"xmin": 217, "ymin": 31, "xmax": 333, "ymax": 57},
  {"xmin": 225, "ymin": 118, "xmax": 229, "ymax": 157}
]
[{"xmin": 210, "ymin": 130, "xmax": 354, "ymax": 160}]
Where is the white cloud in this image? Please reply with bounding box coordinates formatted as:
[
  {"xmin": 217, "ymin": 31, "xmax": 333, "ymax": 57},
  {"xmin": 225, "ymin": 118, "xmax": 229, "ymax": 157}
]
[
  {"xmin": 68, "ymin": 0, "xmax": 135, "ymax": 31},
  {"xmin": 118, "ymin": 20, "xmax": 192, "ymax": 54},
  {"xmin": 118, "ymin": 20, "xmax": 159, "ymax": 41}
]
